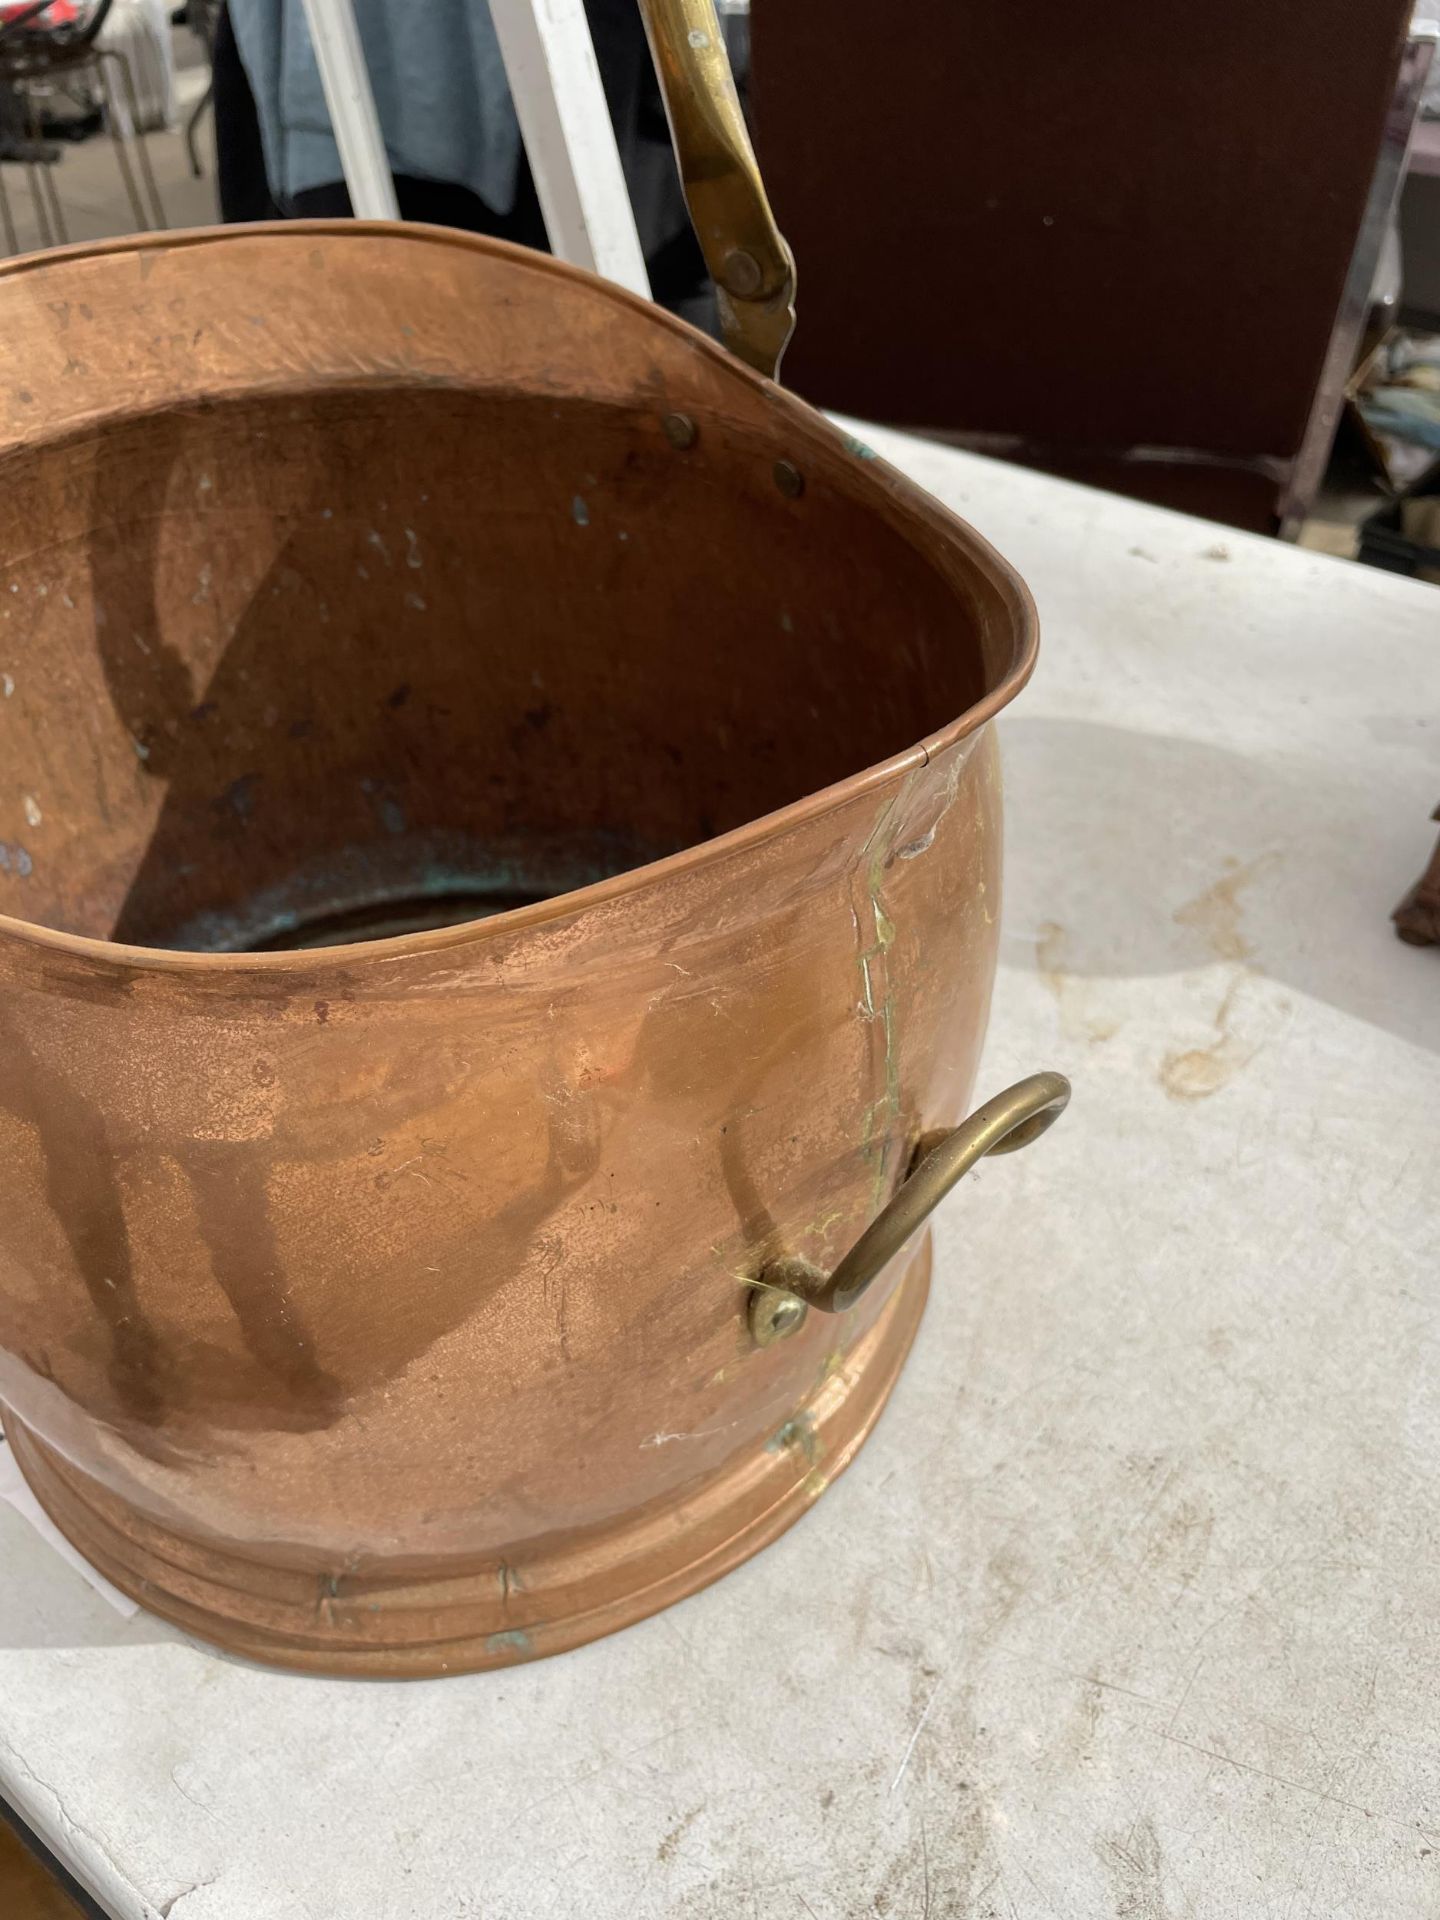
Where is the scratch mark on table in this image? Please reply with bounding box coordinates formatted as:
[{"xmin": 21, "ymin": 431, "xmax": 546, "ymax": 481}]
[
  {"xmin": 889, "ymin": 1677, "xmax": 943, "ymax": 1795},
  {"xmin": 1157, "ymin": 1729, "xmax": 1434, "ymax": 1842}
]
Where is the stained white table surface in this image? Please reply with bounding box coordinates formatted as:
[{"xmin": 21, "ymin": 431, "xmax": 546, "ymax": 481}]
[{"xmin": 1, "ymin": 427, "xmax": 1436, "ymax": 1920}]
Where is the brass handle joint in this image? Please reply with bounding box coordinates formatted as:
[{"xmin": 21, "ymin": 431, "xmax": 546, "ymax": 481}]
[
  {"xmin": 637, "ymin": 0, "xmax": 797, "ymax": 380},
  {"xmin": 748, "ymin": 1073, "xmax": 1071, "ymax": 1343}
]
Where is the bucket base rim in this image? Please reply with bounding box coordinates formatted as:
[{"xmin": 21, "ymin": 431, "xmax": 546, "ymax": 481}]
[{"xmin": 2, "ymin": 1243, "xmax": 929, "ymax": 1678}]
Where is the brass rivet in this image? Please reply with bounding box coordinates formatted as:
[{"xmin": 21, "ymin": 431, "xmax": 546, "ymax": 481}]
[
  {"xmin": 749, "ymin": 1288, "xmax": 808, "ymax": 1348},
  {"xmin": 721, "ymin": 248, "xmax": 763, "ymax": 298},
  {"xmin": 663, "ymin": 412, "xmax": 698, "ymax": 450},
  {"xmin": 773, "ymin": 460, "xmax": 804, "ymax": 500}
]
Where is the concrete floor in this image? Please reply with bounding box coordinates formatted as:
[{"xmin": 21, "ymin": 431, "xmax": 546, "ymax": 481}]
[{"xmin": 1, "ymin": 33, "xmax": 217, "ymax": 256}]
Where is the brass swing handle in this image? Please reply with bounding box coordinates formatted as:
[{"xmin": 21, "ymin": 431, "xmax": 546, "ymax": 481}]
[
  {"xmin": 755, "ymin": 1074, "xmax": 1071, "ymax": 1331},
  {"xmin": 636, "ymin": 0, "xmax": 797, "ymax": 380}
]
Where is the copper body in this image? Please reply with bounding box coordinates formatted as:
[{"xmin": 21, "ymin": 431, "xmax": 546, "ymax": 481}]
[{"xmin": 0, "ymin": 227, "xmax": 1035, "ymax": 1674}]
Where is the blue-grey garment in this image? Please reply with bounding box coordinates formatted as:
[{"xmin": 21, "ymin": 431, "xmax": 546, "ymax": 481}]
[{"xmin": 227, "ymin": 0, "xmax": 522, "ymax": 214}]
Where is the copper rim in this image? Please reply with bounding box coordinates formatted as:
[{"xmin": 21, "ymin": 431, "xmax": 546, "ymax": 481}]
[{"xmin": 0, "ymin": 221, "xmax": 1037, "ymax": 975}]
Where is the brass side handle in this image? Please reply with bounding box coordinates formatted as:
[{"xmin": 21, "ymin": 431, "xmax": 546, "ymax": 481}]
[
  {"xmin": 750, "ymin": 1074, "xmax": 1071, "ymax": 1344},
  {"xmin": 636, "ymin": 0, "xmax": 797, "ymax": 380}
]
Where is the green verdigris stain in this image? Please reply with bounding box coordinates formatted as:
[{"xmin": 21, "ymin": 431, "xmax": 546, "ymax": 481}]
[
  {"xmin": 485, "ymin": 1628, "xmax": 533, "ymax": 1657},
  {"xmin": 854, "ymin": 790, "xmax": 904, "ymax": 1209},
  {"xmin": 768, "ymin": 1411, "xmax": 830, "ymax": 1500},
  {"xmin": 843, "ymin": 433, "xmax": 880, "ymax": 461},
  {"xmin": 767, "ymin": 1410, "xmax": 821, "ymax": 1468},
  {"xmin": 497, "ymin": 1560, "xmax": 525, "ymax": 1605}
]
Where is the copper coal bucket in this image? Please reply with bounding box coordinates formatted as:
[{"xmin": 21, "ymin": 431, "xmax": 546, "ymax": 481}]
[{"xmin": 0, "ymin": 11, "xmax": 1066, "ymax": 1675}]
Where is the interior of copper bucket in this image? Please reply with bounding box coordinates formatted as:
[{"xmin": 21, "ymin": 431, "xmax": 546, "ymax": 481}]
[{"xmin": 0, "ymin": 265, "xmax": 1014, "ymax": 953}]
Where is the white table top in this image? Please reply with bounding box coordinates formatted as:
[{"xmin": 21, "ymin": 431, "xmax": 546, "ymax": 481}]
[{"xmin": 2, "ymin": 428, "xmax": 1436, "ymax": 1920}]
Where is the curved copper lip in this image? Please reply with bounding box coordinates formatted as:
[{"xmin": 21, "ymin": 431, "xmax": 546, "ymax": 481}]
[{"xmin": 0, "ymin": 221, "xmax": 1038, "ymax": 976}]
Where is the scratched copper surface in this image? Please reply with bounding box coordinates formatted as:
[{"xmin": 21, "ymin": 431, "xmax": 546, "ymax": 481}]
[{"xmin": 0, "ymin": 225, "xmax": 1037, "ymax": 1673}]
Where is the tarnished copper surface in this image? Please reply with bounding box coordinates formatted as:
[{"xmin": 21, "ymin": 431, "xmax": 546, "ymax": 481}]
[{"xmin": 0, "ymin": 225, "xmax": 1036, "ymax": 1674}]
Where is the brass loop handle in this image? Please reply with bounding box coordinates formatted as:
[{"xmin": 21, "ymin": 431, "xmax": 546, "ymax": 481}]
[
  {"xmin": 636, "ymin": 0, "xmax": 797, "ymax": 380},
  {"xmin": 755, "ymin": 1073, "xmax": 1071, "ymax": 1329}
]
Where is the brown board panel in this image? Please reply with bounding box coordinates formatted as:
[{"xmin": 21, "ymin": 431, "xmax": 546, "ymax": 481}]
[{"xmin": 752, "ymin": 1, "xmax": 1413, "ymax": 462}]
